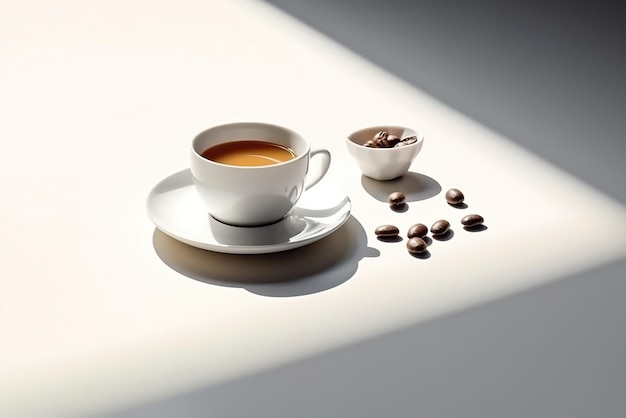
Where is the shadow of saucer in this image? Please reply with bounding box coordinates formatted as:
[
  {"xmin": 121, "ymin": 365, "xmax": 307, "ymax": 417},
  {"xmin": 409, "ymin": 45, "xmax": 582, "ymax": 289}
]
[
  {"xmin": 361, "ymin": 171, "xmax": 441, "ymax": 202},
  {"xmin": 152, "ymin": 216, "xmax": 379, "ymax": 297}
]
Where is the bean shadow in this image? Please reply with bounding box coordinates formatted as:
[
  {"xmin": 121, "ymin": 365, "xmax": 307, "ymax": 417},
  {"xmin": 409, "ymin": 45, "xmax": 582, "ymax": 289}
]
[
  {"xmin": 377, "ymin": 235, "xmax": 403, "ymax": 243},
  {"xmin": 432, "ymin": 229, "xmax": 454, "ymax": 241},
  {"xmin": 390, "ymin": 203, "xmax": 409, "ymax": 213},
  {"xmin": 361, "ymin": 171, "xmax": 441, "ymax": 203},
  {"xmin": 152, "ymin": 216, "xmax": 379, "ymax": 297},
  {"xmin": 410, "ymin": 250, "xmax": 431, "ymax": 260},
  {"xmin": 449, "ymin": 202, "xmax": 468, "ymax": 209},
  {"xmin": 464, "ymin": 224, "xmax": 488, "ymax": 232}
]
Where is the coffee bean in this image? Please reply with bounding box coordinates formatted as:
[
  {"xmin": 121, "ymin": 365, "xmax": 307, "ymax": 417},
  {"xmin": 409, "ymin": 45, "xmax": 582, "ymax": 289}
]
[
  {"xmin": 461, "ymin": 214, "xmax": 484, "ymax": 227},
  {"xmin": 373, "ymin": 131, "xmax": 393, "ymax": 148},
  {"xmin": 375, "ymin": 224, "xmax": 399, "ymax": 237},
  {"xmin": 445, "ymin": 188, "xmax": 464, "ymax": 205},
  {"xmin": 363, "ymin": 131, "xmax": 389, "ymax": 148},
  {"xmin": 387, "ymin": 191, "xmax": 406, "ymax": 207},
  {"xmin": 394, "ymin": 135, "xmax": 418, "ymax": 148},
  {"xmin": 363, "ymin": 132, "xmax": 418, "ymax": 148},
  {"xmin": 431, "ymin": 219, "xmax": 450, "ymax": 235},
  {"xmin": 363, "ymin": 132, "xmax": 419, "ymax": 148},
  {"xmin": 375, "ymin": 137, "xmax": 390, "ymax": 148},
  {"xmin": 407, "ymin": 223, "xmax": 428, "ymax": 238},
  {"xmin": 373, "ymin": 130, "xmax": 388, "ymax": 141},
  {"xmin": 373, "ymin": 130, "xmax": 387, "ymax": 139},
  {"xmin": 407, "ymin": 237, "xmax": 427, "ymax": 254},
  {"xmin": 387, "ymin": 134, "xmax": 400, "ymax": 147}
]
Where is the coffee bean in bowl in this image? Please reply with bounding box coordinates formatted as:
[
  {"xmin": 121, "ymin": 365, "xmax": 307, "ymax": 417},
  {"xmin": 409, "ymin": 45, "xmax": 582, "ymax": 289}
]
[
  {"xmin": 367, "ymin": 131, "xmax": 418, "ymax": 149},
  {"xmin": 346, "ymin": 125, "xmax": 424, "ymax": 180},
  {"xmin": 386, "ymin": 134, "xmax": 401, "ymax": 147},
  {"xmin": 393, "ymin": 136, "xmax": 418, "ymax": 147}
]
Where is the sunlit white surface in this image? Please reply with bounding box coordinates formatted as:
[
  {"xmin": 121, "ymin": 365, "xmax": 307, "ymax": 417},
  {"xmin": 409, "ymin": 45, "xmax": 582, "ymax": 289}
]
[{"xmin": 1, "ymin": 0, "xmax": 625, "ymax": 416}]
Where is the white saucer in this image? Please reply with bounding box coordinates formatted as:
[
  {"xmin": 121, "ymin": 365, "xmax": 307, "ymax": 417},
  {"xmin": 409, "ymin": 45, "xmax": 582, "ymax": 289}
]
[{"xmin": 147, "ymin": 169, "xmax": 351, "ymax": 254}]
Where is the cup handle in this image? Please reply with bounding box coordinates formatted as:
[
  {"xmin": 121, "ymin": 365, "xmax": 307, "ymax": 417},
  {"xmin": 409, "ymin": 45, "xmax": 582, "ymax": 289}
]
[{"xmin": 304, "ymin": 149, "xmax": 331, "ymax": 190}]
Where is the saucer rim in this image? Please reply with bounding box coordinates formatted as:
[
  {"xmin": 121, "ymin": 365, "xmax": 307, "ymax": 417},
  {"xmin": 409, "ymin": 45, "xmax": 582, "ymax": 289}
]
[{"xmin": 147, "ymin": 169, "xmax": 351, "ymax": 254}]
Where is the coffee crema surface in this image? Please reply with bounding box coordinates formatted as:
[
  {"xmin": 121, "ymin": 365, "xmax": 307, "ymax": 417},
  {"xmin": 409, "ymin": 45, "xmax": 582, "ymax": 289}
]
[{"xmin": 201, "ymin": 140, "xmax": 296, "ymax": 167}]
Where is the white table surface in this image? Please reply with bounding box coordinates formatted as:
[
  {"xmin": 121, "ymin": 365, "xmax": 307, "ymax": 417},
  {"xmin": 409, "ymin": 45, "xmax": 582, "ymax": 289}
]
[{"xmin": 1, "ymin": 0, "xmax": 625, "ymax": 416}]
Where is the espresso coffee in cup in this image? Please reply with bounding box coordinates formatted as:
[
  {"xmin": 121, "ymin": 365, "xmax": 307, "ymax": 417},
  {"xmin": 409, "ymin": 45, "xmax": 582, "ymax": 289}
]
[
  {"xmin": 201, "ymin": 140, "xmax": 296, "ymax": 167},
  {"xmin": 191, "ymin": 122, "xmax": 331, "ymax": 227}
]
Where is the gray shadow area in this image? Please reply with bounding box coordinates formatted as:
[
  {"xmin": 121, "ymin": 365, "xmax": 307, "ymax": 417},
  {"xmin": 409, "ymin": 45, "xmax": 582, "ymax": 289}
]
[
  {"xmin": 263, "ymin": 0, "xmax": 626, "ymax": 204},
  {"xmin": 101, "ymin": 257, "xmax": 626, "ymax": 418},
  {"xmin": 360, "ymin": 171, "xmax": 441, "ymax": 203},
  {"xmin": 152, "ymin": 216, "xmax": 379, "ymax": 297}
]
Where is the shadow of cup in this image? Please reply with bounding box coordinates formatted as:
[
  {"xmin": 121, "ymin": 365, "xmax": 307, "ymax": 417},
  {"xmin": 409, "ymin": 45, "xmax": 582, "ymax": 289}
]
[{"xmin": 152, "ymin": 216, "xmax": 379, "ymax": 297}]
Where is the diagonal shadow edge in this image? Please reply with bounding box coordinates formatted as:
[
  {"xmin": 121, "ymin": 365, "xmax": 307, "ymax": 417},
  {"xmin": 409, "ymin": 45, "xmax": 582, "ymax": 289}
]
[{"xmin": 260, "ymin": 0, "xmax": 626, "ymax": 205}]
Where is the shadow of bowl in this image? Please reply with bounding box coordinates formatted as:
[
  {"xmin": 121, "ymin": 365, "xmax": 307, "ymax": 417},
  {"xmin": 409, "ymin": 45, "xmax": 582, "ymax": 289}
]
[{"xmin": 361, "ymin": 171, "xmax": 442, "ymax": 203}]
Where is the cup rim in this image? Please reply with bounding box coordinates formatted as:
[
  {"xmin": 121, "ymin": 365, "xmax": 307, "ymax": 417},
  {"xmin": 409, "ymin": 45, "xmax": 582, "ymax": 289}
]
[{"xmin": 192, "ymin": 122, "xmax": 311, "ymax": 169}]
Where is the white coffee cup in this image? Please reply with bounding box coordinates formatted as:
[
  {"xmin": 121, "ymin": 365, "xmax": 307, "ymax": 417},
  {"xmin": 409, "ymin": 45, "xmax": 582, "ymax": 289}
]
[{"xmin": 191, "ymin": 122, "xmax": 331, "ymax": 227}]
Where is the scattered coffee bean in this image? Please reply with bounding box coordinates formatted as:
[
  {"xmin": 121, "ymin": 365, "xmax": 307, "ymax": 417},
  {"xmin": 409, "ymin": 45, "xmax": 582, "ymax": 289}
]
[
  {"xmin": 407, "ymin": 223, "xmax": 428, "ymax": 238},
  {"xmin": 364, "ymin": 140, "xmax": 376, "ymax": 147},
  {"xmin": 430, "ymin": 219, "xmax": 450, "ymax": 235},
  {"xmin": 445, "ymin": 188, "xmax": 464, "ymax": 205},
  {"xmin": 406, "ymin": 237, "xmax": 427, "ymax": 254},
  {"xmin": 375, "ymin": 224, "xmax": 400, "ymax": 237},
  {"xmin": 387, "ymin": 191, "xmax": 406, "ymax": 207},
  {"xmin": 461, "ymin": 214, "xmax": 484, "ymax": 227}
]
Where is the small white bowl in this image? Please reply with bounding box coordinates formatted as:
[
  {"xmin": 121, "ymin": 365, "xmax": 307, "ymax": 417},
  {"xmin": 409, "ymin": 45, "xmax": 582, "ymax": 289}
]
[{"xmin": 346, "ymin": 125, "xmax": 425, "ymax": 180}]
